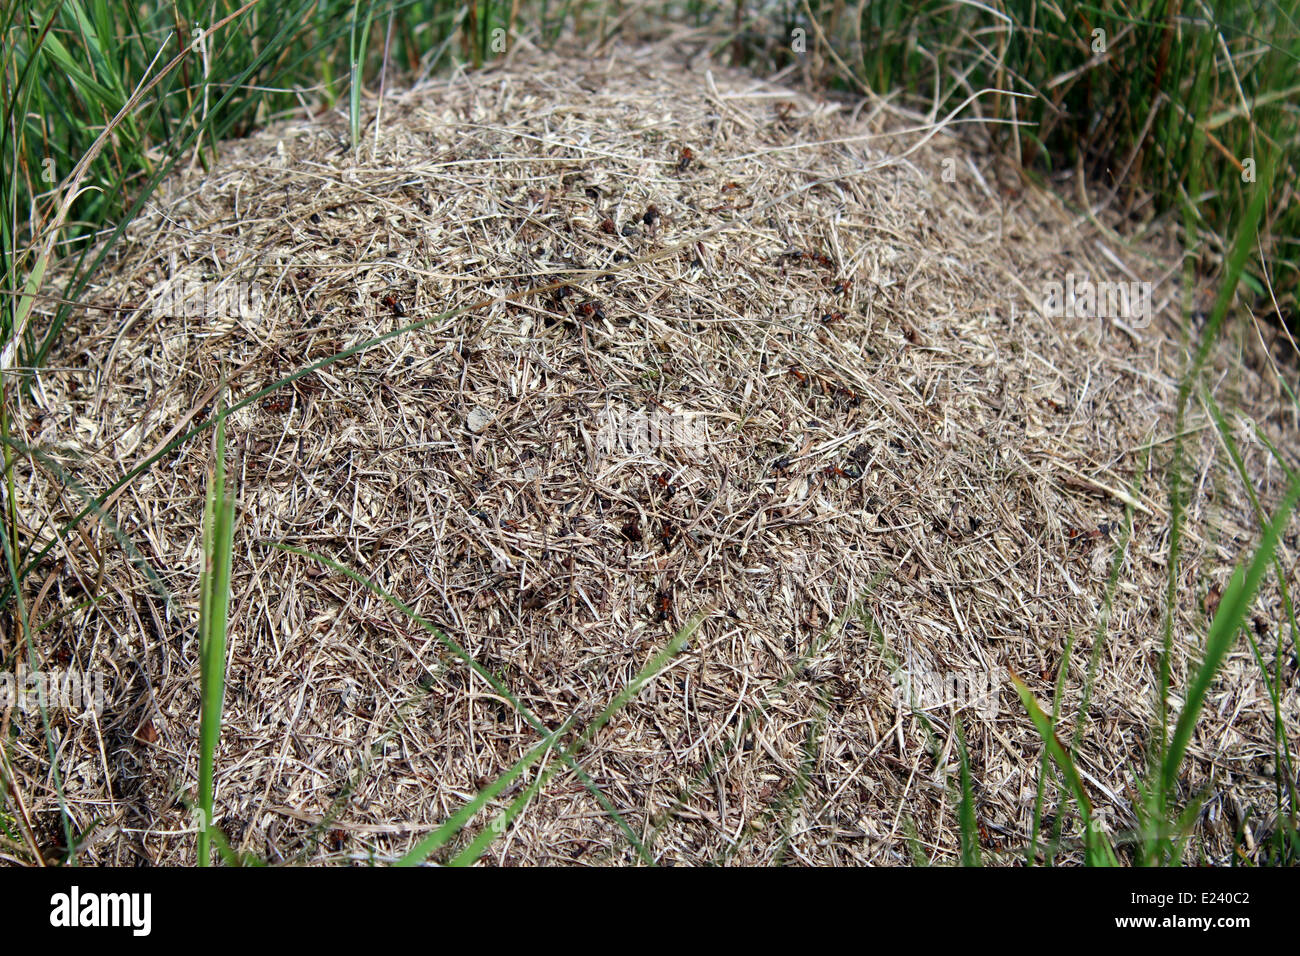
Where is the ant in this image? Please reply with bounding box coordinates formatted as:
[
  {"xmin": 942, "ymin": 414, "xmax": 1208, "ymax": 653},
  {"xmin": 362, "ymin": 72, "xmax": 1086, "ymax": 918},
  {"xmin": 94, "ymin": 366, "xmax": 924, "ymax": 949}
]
[
  {"xmin": 821, "ymin": 311, "xmax": 845, "ymax": 324},
  {"xmin": 261, "ymin": 395, "xmax": 292, "ymax": 413},
  {"xmin": 655, "ymin": 590, "xmax": 673, "ymax": 622},
  {"xmin": 546, "ymin": 284, "xmax": 575, "ymax": 315},
  {"xmin": 677, "ymin": 146, "xmax": 694, "ymax": 172},
  {"xmin": 1066, "ymin": 522, "xmax": 1115, "ymax": 548},
  {"xmin": 576, "ymin": 300, "xmax": 606, "ymax": 321},
  {"xmin": 654, "ymin": 471, "xmax": 677, "ymax": 496},
  {"xmin": 780, "ymin": 249, "xmax": 835, "ymax": 270},
  {"xmin": 823, "ymin": 462, "xmax": 864, "ymax": 481},
  {"xmin": 832, "ymin": 278, "xmax": 853, "ymax": 295},
  {"xmin": 831, "ymin": 384, "xmax": 860, "ymax": 406},
  {"xmin": 375, "ymin": 291, "xmax": 405, "ymax": 317},
  {"xmin": 643, "ymin": 204, "xmax": 660, "ymax": 226}
]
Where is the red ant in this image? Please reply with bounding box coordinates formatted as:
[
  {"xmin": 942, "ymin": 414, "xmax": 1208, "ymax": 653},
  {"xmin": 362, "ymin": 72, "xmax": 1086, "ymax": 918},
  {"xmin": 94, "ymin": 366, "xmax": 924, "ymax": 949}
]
[
  {"xmin": 654, "ymin": 471, "xmax": 677, "ymax": 496},
  {"xmin": 1066, "ymin": 522, "xmax": 1115, "ymax": 548},
  {"xmin": 677, "ymin": 147, "xmax": 694, "ymax": 172},
  {"xmin": 576, "ymin": 300, "xmax": 606, "ymax": 321},
  {"xmin": 655, "ymin": 590, "xmax": 673, "ymax": 622},
  {"xmin": 831, "ymin": 384, "xmax": 860, "ymax": 406},
  {"xmin": 776, "ymin": 249, "xmax": 834, "ymax": 269}
]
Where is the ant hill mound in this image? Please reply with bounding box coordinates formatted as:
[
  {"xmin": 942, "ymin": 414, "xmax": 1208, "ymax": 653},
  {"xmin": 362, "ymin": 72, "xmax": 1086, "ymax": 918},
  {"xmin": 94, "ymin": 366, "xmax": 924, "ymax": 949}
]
[{"xmin": 18, "ymin": 42, "xmax": 1298, "ymax": 864}]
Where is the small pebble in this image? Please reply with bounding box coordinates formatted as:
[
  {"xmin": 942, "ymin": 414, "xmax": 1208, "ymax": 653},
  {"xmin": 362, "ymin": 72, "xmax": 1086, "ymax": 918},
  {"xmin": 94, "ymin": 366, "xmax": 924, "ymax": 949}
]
[{"xmin": 466, "ymin": 407, "xmax": 492, "ymax": 434}]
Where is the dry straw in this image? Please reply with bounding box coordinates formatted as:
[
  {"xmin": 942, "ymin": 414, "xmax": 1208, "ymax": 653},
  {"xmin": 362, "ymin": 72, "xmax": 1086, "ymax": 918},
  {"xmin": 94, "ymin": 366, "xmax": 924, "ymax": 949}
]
[{"xmin": 10, "ymin": 41, "xmax": 1297, "ymax": 864}]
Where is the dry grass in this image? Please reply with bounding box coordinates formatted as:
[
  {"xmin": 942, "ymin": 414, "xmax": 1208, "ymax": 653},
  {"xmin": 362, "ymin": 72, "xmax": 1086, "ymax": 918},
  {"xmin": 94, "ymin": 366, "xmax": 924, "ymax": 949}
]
[{"xmin": 6, "ymin": 39, "xmax": 1298, "ymax": 865}]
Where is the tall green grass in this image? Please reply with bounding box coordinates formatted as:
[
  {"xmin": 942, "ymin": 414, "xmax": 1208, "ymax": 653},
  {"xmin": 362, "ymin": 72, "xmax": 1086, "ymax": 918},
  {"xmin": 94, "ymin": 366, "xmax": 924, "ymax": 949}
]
[
  {"xmin": 1, "ymin": 0, "xmax": 514, "ymax": 376},
  {"xmin": 732, "ymin": 0, "xmax": 1299, "ymax": 321},
  {"xmin": 1007, "ymin": 152, "xmax": 1299, "ymax": 865}
]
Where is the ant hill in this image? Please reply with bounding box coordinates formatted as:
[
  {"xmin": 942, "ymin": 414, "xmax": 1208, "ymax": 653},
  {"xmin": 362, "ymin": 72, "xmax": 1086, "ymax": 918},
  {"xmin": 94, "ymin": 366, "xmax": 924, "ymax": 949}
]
[{"xmin": 23, "ymin": 43, "xmax": 1298, "ymax": 864}]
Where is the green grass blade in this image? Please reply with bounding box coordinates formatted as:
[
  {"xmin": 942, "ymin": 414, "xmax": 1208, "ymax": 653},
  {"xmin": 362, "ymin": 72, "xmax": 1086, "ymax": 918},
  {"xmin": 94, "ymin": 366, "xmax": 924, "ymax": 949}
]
[
  {"xmin": 196, "ymin": 405, "xmax": 236, "ymax": 866},
  {"xmin": 1161, "ymin": 471, "xmax": 1300, "ymax": 794},
  {"xmin": 269, "ymin": 541, "xmax": 659, "ymax": 863},
  {"xmin": 395, "ymin": 722, "xmax": 572, "ymax": 866},
  {"xmin": 956, "ymin": 717, "xmax": 981, "ymax": 867},
  {"xmin": 444, "ymin": 613, "xmax": 701, "ymax": 867},
  {"xmin": 1009, "ymin": 669, "xmax": 1118, "ymax": 865}
]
